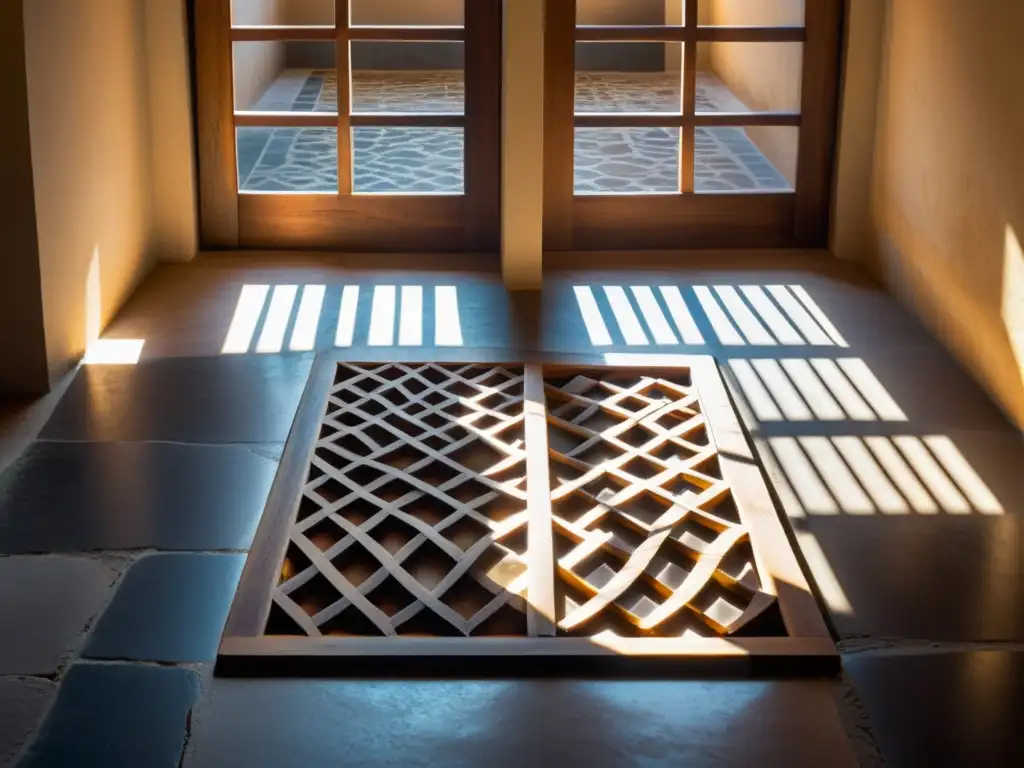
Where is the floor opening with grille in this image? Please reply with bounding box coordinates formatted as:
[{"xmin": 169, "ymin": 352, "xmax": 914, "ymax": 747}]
[{"xmin": 218, "ymin": 357, "xmax": 836, "ymax": 676}]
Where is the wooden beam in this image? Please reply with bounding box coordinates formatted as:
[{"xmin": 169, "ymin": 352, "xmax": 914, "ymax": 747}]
[
  {"xmin": 336, "ymin": 0, "xmax": 353, "ymax": 195},
  {"xmin": 231, "ymin": 25, "xmax": 336, "ymax": 41},
  {"xmin": 794, "ymin": 0, "xmax": 843, "ymax": 246},
  {"xmin": 524, "ymin": 366, "xmax": 557, "ymax": 636},
  {"xmin": 542, "ymin": 0, "xmax": 576, "ymax": 251},
  {"xmin": 574, "ymin": 26, "xmax": 806, "ymax": 43},
  {"xmin": 502, "ymin": 0, "xmax": 546, "ymax": 288},
  {"xmin": 347, "ymin": 26, "xmax": 465, "ymax": 42},
  {"xmin": 193, "ymin": 0, "xmax": 238, "ymax": 248}
]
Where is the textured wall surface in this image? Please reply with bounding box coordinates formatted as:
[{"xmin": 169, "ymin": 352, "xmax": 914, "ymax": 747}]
[
  {"xmin": 870, "ymin": 0, "xmax": 1024, "ymax": 428},
  {"xmin": 23, "ymin": 0, "xmax": 157, "ymax": 379}
]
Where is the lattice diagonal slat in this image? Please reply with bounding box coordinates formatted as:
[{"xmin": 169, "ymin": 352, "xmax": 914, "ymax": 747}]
[
  {"xmin": 544, "ymin": 370, "xmax": 776, "ymax": 638},
  {"xmin": 272, "ymin": 363, "xmax": 533, "ymax": 638}
]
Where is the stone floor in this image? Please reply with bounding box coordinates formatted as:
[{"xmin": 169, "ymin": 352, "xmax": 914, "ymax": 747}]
[
  {"xmin": 1, "ymin": 252, "xmax": 1023, "ymax": 766},
  {"xmin": 238, "ymin": 70, "xmax": 791, "ymax": 194}
]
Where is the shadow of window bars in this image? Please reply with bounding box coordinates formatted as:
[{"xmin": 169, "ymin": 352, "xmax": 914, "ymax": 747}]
[
  {"xmin": 573, "ymin": 284, "xmax": 849, "ymax": 348},
  {"xmin": 221, "ymin": 284, "xmax": 465, "ymax": 354}
]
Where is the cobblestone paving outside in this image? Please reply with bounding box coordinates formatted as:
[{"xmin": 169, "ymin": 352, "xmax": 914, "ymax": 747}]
[{"xmin": 239, "ymin": 70, "xmax": 791, "ymax": 194}]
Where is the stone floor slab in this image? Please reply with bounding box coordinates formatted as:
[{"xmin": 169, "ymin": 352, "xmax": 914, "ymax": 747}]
[
  {"xmin": 186, "ymin": 678, "xmax": 856, "ymax": 768},
  {"xmin": 84, "ymin": 553, "xmax": 245, "ymax": 663},
  {"xmin": 0, "ymin": 442, "xmax": 276, "ymax": 554},
  {"xmin": 0, "ymin": 556, "xmax": 118, "ymax": 674},
  {"xmin": 0, "ymin": 677, "xmax": 57, "ymax": 767},
  {"xmin": 844, "ymin": 650, "xmax": 1024, "ymax": 767},
  {"xmin": 40, "ymin": 355, "xmax": 313, "ymax": 444},
  {"xmin": 20, "ymin": 663, "xmax": 199, "ymax": 768}
]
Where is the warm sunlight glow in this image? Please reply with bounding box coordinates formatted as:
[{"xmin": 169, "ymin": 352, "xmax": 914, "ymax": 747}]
[
  {"xmin": 768, "ymin": 435, "xmax": 1003, "ymax": 516},
  {"xmin": 368, "ymin": 285, "xmax": 397, "ymax": 347},
  {"xmin": 862, "ymin": 436, "xmax": 940, "ymax": 514},
  {"xmin": 335, "ymin": 285, "xmax": 360, "ymax": 348},
  {"xmin": 765, "ymin": 286, "xmax": 834, "ymax": 346},
  {"xmin": 808, "ymin": 358, "xmax": 876, "ymax": 421},
  {"xmin": 399, "ymin": 286, "xmax": 423, "ymax": 347},
  {"xmin": 85, "ymin": 248, "xmax": 102, "ymax": 348},
  {"xmin": 1003, "ymin": 225, "xmax": 1024, "ymax": 380},
  {"xmin": 728, "ymin": 359, "xmax": 784, "ymax": 421},
  {"xmin": 714, "ymin": 286, "xmax": 776, "ymax": 345},
  {"xmin": 750, "ymin": 359, "xmax": 815, "ymax": 421},
  {"xmin": 739, "ymin": 286, "xmax": 804, "ymax": 345},
  {"xmin": 788, "ymin": 285, "xmax": 849, "ymax": 347},
  {"xmin": 731, "ymin": 357, "xmax": 909, "ymax": 423},
  {"xmin": 82, "ymin": 338, "xmax": 145, "ymax": 366},
  {"xmin": 435, "ymin": 286, "xmax": 464, "ymax": 347},
  {"xmin": 289, "ymin": 285, "xmax": 325, "ymax": 352},
  {"xmin": 768, "ymin": 437, "xmax": 839, "ymax": 515},
  {"xmin": 604, "ymin": 286, "xmax": 649, "ymax": 346},
  {"xmin": 778, "ymin": 359, "xmax": 846, "ymax": 420},
  {"xmin": 573, "ymin": 286, "xmax": 613, "ymax": 346},
  {"xmin": 630, "ymin": 287, "xmax": 678, "ymax": 345},
  {"xmin": 891, "ymin": 437, "xmax": 971, "ymax": 515},
  {"xmin": 659, "ymin": 286, "xmax": 705, "ymax": 344},
  {"xmin": 222, "ymin": 284, "xmax": 270, "ymax": 354},
  {"xmin": 923, "ymin": 436, "xmax": 1003, "ymax": 515},
  {"xmin": 794, "ymin": 531, "xmax": 853, "ymax": 615},
  {"xmin": 693, "ymin": 286, "xmax": 745, "ymax": 346},
  {"xmin": 836, "ymin": 358, "xmax": 907, "ymax": 421},
  {"xmin": 256, "ymin": 285, "xmax": 299, "ymax": 354}
]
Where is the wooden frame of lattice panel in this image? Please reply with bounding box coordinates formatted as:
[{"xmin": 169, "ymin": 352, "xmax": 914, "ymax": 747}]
[{"xmin": 218, "ymin": 355, "xmax": 837, "ymax": 677}]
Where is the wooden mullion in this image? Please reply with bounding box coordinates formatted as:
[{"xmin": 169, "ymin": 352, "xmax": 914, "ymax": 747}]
[
  {"xmin": 544, "ymin": 0, "xmax": 577, "ymax": 250},
  {"xmin": 574, "ymin": 26, "xmax": 805, "ymax": 44},
  {"xmin": 464, "ymin": 0, "xmax": 502, "ymax": 250},
  {"xmin": 695, "ymin": 26, "xmax": 806, "ymax": 43},
  {"xmin": 692, "ymin": 112, "xmax": 802, "ymax": 128},
  {"xmin": 575, "ymin": 25, "xmax": 690, "ymax": 43},
  {"xmin": 794, "ymin": 0, "xmax": 843, "ymax": 246},
  {"xmin": 524, "ymin": 365, "xmax": 556, "ymax": 637},
  {"xmin": 235, "ymin": 112, "xmax": 338, "ymax": 128},
  {"xmin": 336, "ymin": 0, "xmax": 353, "ymax": 196},
  {"xmin": 231, "ymin": 25, "xmax": 336, "ymax": 42},
  {"xmin": 681, "ymin": 0, "xmax": 699, "ymax": 194},
  {"xmin": 194, "ymin": 0, "xmax": 239, "ymax": 247},
  {"xmin": 351, "ymin": 113, "xmax": 466, "ymax": 128},
  {"xmin": 347, "ymin": 26, "xmax": 465, "ymax": 42}
]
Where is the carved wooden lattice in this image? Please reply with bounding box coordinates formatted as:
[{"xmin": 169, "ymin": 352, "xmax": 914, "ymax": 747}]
[
  {"xmin": 271, "ymin": 363, "xmax": 533, "ymax": 638},
  {"xmin": 545, "ymin": 370, "xmax": 774, "ymax": 638},
  {"xmin": 219, "ymin": 357, "xmax": 836, "ymax": 675}
]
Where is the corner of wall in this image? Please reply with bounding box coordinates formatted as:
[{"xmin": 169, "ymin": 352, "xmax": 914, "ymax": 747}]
[
  {"xmin": 145, "ymin": 0, "xmax": 200, "ymax": 263},
  {"xmin": 0, "ymin": 0, "xmax": 51, "ymax": 397},
  {"xmin": 829, "ymin": 0, "xmax": 886, "ymax": 266}
]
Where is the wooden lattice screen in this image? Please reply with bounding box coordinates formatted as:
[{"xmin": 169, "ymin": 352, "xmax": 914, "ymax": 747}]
[{"xmin": 219, "ymin": 357, "xmax": 836, "ymax": 675}]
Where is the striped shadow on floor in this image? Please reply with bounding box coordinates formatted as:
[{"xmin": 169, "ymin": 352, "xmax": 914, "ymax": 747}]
[{"xmin": 220, "ymin": 284, "xmax": 466, "ymax": 355}]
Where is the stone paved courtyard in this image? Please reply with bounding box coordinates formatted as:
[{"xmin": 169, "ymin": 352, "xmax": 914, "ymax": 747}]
[{"xmin": 238, "ymin": 70, "xmax": 791, "ymax": 194}]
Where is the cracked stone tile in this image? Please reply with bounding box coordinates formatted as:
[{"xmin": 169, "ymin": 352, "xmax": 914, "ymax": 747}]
[
  {"xmin": 0, "ymin": 676, "xmax": 57, "ymax": 766},
  {"xmin": 20, "ymin": 663, "xmax": 199, "ymax": 768},
  {"xmin": 0, "ymin": 556, "xmax": 119, "ymax": 675}
]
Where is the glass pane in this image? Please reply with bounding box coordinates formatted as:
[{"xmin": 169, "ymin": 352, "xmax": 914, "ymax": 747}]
[
  {"xmin": 351, "ymin": 0, "xmax": 464, "ymax": 26},
  {"xmin": 699, "ymin": 0, "xmax": 805, "ymax": 27},
  {"xmin": 575, "ymin": 128, "xmax": 680, "ymax": 194},
  {"xmin": 232, "ymin": 0, "xmax": 334, "ymax": 26},
  {"xmin": 233, "ymin": 41, "xmax": 336, "ymax": 111},
  {"xmin": 353, "ymin": 128, "xmax": 464, "ymax": 194},
  {"xmin": 575, "ymin": 43, "xmax": 682, "ymax": 113},
  {"xmin": 352, "ymin": 42, "xmax": 464, "ymax": 113},
  {"xmin": 577, "ymin": 1, "xmax": 669, "ymax": 25},
  {"xmin": 696, "ymin": 43, "xmax": 803, "ymax": 113},
  {"xmin": 695, "ymin": 126, "xmax": 797, "ymax": 192},
  {"xmin": 237, "ymin": 127, "xmax": 339, "ymax": 193}
]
